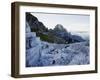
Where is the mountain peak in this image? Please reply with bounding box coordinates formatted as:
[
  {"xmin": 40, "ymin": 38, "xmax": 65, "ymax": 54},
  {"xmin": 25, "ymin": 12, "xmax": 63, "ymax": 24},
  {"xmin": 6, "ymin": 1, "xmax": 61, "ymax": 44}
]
[{"xmin": 54, "ymin": 24, "xmax": 67, "ymax": 32}]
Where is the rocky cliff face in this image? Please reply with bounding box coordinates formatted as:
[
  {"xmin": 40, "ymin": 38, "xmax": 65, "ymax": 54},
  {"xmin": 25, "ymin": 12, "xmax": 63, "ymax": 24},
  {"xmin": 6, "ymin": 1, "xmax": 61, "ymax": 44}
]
[{"xmin": 26, "ymin": 12, "xmax": 48, "ymax": 32}]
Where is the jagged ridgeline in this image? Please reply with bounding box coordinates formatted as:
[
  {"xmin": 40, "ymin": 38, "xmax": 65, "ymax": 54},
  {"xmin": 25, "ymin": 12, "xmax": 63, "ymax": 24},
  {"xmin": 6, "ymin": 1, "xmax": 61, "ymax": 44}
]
[{"xmin": 26, "ymin": 12, "xmax": 85, "ymax": 44}]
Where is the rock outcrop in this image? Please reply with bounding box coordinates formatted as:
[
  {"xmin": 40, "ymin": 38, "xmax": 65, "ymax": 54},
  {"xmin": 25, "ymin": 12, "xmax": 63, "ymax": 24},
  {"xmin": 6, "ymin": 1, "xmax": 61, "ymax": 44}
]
[
  {"xmin": 26, "ymin": 22, "xmax": 42, "ymax": 67},
  {"xmin": 26, "ymin": 12, "xmax": 48, "ymax": 32}
]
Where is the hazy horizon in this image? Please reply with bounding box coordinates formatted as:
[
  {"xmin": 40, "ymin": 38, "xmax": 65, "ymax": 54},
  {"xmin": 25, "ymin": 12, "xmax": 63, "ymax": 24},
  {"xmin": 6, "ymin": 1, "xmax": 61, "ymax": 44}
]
[{"xmin": 31, "ymin": 12, "xmax": 90, "ymax": 32}]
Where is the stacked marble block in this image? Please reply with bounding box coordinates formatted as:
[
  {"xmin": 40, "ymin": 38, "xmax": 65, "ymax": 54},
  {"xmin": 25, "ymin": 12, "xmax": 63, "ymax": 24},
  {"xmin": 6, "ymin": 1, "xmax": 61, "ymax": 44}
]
[{"xmin": 26, "ymin": 22, "xmax": 41, "ymax": 67}]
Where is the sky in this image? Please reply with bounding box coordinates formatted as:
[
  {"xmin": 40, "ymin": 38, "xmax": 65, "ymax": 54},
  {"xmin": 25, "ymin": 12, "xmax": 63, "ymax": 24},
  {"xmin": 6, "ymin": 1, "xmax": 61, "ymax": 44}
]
[{"xmin": 31, "ymin": 12, "xmax": 90, "ymax": 32}]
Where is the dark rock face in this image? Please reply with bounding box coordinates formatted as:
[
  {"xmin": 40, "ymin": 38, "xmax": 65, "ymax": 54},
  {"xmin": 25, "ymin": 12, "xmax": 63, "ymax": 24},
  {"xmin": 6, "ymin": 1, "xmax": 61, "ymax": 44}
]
[
  {"xmin": 54, "ymin": 24, "xmax": 67, "ymax": 32},
  {"xmin": 26, "ymin": 12, "xmax": 48, "ymax": 32},
  {"xmin": 48, "ymin": 24, "xmax": 71, "ymax": 43},
  {"xmin": 53, "ymin": 24, "xmax": 69, "ymax": 39},
  {"xmin": 26, "ymin": 12, "xmax": 38, "ymax": 23}
]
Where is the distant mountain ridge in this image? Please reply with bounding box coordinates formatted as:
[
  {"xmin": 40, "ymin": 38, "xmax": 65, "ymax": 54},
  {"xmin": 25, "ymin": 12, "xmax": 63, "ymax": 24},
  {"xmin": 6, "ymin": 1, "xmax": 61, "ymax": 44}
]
[{"xmin": 26, "ymin": 12, "xmax": 85, "ymax": 44}]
